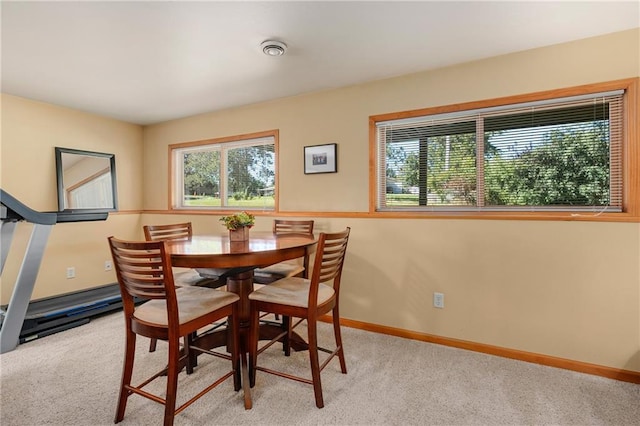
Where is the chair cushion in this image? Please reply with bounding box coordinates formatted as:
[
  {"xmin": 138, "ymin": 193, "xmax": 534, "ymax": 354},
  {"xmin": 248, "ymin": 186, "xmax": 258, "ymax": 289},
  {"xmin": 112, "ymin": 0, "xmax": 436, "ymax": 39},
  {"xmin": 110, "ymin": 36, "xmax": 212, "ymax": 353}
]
[
  {"xmin": 253, "ymin": 260, "xmax": 305, "ymax": 284},
  {"xmin": 174, "ymin": 269, "xmax": 225, "ymax": 288},
  {"xmin": 174, "ymin": 269, "xmax": 209, "ymax": 285},
  {"xmin": 134, "ymin": 286, "xmax": 239, "ymax": 326},
  {"xmin": 195, "ymin": 268, "xmax": 228, "ymax": 278},
  {"xmin": 248, "ymin": 276, "xmax": 334, "ymax": 308}
]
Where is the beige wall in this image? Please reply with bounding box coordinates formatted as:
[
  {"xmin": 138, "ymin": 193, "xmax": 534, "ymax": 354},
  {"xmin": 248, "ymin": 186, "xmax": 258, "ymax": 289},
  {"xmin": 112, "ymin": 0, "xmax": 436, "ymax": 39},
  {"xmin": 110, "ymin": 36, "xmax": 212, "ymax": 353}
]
[
  {"xmin": 0, "ymin": 94, "xmax": 144, "ymax": 302},
  {"xmin": 1, "ymin": 29, "xmax": 638, "ymax": 373},
  {"xmin": 142, "ymin": 29, "xmax": 640, "ymax": 372}
]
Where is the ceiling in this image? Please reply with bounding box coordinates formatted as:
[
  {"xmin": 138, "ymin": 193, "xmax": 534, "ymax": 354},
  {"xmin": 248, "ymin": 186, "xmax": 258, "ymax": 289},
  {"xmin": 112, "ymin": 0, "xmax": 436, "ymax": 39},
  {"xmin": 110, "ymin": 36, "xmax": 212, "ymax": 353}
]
[{"xmin": 2, "ymin": 1, "xmax": 638, "ymax": 126}]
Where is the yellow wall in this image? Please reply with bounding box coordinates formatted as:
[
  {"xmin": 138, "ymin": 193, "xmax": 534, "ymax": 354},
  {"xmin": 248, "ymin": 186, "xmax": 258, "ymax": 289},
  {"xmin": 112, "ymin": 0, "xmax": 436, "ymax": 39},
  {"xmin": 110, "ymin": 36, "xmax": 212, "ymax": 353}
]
[
  {"xmin": 0, "ymin": 94, "xmax": 144, "ymax": 302},
  {"xmin": 1, "ymin": 29, "xmax": 638, "ymax": 373},
  {"xmin": 142, "ymin": 29, "xmax": 640, "ymax": 372}
]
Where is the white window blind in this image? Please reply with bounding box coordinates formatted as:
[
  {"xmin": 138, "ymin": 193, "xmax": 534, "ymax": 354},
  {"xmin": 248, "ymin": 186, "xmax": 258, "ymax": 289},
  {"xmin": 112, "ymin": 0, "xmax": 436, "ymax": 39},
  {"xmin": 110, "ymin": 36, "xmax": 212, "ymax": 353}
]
[{"xmin": 376, "ymin": 90, "xmax": 624, "ymax": 212}]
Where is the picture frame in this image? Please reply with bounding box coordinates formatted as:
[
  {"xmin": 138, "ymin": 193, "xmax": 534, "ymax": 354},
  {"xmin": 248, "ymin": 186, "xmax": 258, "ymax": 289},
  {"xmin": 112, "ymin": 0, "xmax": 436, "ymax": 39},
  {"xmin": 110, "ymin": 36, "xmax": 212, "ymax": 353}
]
[{"xmin": 304, "ymin": 143, "xmax": 337, "ymax": 174}]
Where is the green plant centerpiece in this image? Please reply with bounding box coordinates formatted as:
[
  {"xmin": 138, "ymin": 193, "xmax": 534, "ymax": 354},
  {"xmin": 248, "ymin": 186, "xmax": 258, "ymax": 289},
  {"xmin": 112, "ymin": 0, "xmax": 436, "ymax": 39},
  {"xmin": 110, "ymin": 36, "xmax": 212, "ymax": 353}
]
[
  {"xmin": 220, "ymin": 211, "xmax": 255, "ymax": 241},
  {"xmin": 219, "ymin": 211, "xmax": 255, "ymax": 230}
]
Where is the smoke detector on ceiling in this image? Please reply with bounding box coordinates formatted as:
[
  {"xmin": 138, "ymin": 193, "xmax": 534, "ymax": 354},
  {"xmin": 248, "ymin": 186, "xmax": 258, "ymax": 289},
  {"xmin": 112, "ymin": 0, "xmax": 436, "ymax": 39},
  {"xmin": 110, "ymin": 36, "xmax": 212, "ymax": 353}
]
[{"xmin": 261, "ymin": 40, "xmax": 287, "ymax": 57}]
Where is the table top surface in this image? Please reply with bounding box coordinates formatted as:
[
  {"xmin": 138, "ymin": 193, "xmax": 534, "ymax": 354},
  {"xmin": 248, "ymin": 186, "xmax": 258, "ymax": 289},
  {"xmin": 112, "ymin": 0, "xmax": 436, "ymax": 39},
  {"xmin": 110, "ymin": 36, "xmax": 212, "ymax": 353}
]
[{"xmin": 166, "ymin": 232, "xmax": 317, "ymax": 269}]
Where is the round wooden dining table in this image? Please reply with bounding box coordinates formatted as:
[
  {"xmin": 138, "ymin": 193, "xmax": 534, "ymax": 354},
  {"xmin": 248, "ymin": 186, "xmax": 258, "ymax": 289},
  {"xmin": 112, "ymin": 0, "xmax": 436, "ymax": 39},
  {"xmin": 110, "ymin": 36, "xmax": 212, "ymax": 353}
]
[
  {"xmin": 165, "ymin": 232, "xmax": 318, "ymax": 409},
  {"xmin": 168, "ymin": 232, "xmax": 317, "ymax": 322}
]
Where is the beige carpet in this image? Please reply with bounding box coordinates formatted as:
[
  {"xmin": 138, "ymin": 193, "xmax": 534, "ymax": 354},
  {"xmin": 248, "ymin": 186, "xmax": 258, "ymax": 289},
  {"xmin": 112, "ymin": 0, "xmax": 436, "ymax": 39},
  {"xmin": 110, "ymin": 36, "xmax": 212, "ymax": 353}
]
[{"xmin": 1, "ymin": 312, "xmax": 638, "ymax": 425}]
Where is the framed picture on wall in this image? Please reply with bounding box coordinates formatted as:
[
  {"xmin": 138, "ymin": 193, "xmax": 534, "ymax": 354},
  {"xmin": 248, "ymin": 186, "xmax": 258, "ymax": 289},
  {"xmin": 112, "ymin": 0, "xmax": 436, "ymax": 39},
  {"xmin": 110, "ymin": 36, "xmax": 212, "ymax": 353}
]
[{"xmin": 304, "ymin": 143, "xmax": 337, "ymax": 174}]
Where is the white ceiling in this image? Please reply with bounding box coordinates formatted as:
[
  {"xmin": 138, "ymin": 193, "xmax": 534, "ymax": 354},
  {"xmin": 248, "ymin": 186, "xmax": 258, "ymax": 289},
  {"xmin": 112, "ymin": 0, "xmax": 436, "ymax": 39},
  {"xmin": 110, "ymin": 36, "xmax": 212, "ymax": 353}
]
[{"xmin": 2, "ymin": 1, "xmax": 638, "ymax": 125}]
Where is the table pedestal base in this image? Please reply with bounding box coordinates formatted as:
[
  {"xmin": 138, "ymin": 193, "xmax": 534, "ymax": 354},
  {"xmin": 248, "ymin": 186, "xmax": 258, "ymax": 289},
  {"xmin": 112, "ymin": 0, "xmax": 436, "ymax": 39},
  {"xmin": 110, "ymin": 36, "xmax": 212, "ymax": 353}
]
[{"xmin": 189, "ymin": 270, "xmax": 309, "ymax": 409}]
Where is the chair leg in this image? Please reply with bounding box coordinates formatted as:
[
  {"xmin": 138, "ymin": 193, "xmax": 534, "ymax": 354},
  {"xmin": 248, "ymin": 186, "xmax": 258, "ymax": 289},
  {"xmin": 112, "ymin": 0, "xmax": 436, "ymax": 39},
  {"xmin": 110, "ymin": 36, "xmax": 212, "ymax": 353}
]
[
  {"xmin": 185, "ymin": 333, "xmax": 196, "ymax": 375},
  {"xmin": 115, "ymin": 328, "xmax": 136, "ymax": 423},
  {"xmin": 282, "ymin": 315, "xmax": 291, "ymax": 356},
  {"xmin": 307, "ymin": 319, "xmax": 324, "ymax": 408},
  {"xmin": 332, "ymin": 307, "xmax": 347, "ymax": 374},
  {"xmin": 229, "ymin": 314, "xmax": 241, "ymax": 392},
  {"xmin": 186, "ymin": 334, "xmax": 198, "ymax": 370},
  {"xmin": 149, "ymin": 338, "xmax": 157, "ymax": 352},
  {"xmin": 248, "ymin": 304, "xmax": 260, "ymax": 388},
  {"xmin": 163, "ymin": 336, "xmax": 180, "ymax": 426}
]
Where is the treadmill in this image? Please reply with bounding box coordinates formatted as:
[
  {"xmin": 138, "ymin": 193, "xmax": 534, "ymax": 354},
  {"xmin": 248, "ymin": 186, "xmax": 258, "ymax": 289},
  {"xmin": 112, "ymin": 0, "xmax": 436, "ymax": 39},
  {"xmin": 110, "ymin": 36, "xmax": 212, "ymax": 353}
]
[{"xmin": 0, "ymin": 189, "xmax": 108, "ymax": 353}]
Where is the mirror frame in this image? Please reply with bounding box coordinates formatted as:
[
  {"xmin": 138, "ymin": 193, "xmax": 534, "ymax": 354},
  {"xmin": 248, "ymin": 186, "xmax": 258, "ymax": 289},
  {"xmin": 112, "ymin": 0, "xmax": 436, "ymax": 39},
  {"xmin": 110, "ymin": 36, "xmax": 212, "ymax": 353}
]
[{"xmin": 55, "ymin": 147, "xmax": 118, "ymax": 213}]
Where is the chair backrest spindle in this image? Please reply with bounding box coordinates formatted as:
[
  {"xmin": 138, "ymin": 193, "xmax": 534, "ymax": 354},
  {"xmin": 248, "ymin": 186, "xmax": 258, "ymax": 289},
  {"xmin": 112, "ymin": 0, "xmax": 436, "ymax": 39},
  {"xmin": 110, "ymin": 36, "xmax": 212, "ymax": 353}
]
[
  {"xmin": 273, "ymin": 219, "xmax": 314, "ymax": 235},
  {"xmin": 308, "ymin": 228, "xmax": 350, "ymax": 307},
  {"xmin": 108, "ymin": 237, "xmax": 177, "ymax": 302},
  {"xmin": 143, "ymin": 222, "xmax": 192, "ymax": 242}
]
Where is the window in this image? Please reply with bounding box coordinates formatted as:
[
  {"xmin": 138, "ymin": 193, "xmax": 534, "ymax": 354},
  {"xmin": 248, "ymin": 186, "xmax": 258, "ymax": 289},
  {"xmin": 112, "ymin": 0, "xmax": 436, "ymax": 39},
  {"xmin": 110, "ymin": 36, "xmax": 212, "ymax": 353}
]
[
  {"xmin": 171, "ymin": 130, "xmax": 277, "ymax": 210},
  {"xmin": 371, "ymin": 80, "xmax": 638, "ymax": 220}
]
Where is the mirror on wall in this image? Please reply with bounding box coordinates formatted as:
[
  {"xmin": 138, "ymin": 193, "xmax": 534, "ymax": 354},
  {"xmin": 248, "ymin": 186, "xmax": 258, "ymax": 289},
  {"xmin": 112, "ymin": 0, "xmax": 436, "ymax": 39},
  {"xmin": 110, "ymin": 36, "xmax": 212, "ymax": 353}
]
[{"xmin": 55, "ymin": 147, "xmax": 118, "ymax": 212}]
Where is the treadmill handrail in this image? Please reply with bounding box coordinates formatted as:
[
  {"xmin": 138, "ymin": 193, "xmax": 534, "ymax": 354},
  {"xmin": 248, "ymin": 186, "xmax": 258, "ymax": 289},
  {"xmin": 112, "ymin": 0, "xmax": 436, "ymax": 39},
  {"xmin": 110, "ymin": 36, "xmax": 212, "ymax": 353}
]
[{"xmin": 0, "ymin": 190, "xmax": 57, "ymax": 225}]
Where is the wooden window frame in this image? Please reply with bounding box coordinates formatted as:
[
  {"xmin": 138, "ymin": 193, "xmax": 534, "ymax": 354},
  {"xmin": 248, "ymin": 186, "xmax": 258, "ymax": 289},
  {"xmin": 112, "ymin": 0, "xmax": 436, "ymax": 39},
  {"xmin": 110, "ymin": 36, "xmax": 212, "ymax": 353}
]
[
  {"xmin": 168, "ymin": 129, "xmax": 279, "ymax": 212},
  {"xmin": 369, "ymin": 78, "xmax": 639, "ymax": 222}
]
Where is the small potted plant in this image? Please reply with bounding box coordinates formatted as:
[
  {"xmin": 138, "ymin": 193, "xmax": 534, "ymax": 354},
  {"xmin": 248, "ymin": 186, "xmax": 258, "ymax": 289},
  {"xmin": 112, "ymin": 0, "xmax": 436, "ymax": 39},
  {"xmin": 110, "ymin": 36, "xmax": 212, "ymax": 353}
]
[{"xmin": 219, "ymin": 211, "xmax": 255, "ymax": 241}]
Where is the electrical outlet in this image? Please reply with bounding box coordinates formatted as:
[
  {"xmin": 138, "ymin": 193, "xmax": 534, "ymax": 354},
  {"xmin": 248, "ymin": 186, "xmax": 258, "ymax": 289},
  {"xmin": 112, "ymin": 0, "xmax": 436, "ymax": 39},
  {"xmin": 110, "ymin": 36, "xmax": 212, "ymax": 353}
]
[
  {"xmin": 433, "ymin": 292, "xmax": 444, "ymax": 308},
  {"xmin": 66, "ymin": 267, "xmax": 76, "ymax": 279},
  {"xmin": 104, "ymin": 260, "xmax": 113, "ymax": 271}
]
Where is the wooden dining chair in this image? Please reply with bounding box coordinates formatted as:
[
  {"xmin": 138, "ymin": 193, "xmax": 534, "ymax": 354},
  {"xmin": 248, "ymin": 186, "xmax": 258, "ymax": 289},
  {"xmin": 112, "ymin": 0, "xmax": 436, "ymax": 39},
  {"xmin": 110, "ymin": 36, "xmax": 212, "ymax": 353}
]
[
  {"xmin": 108, "ymin": 237, "xmax": 242, "ymax": 426},
  {"xmin": 143, "ymin": 222, "xmax": 229, "ymax": 352},
  {"xmin": 253, "ymin": 219, "xmax": 315, "ymax": 327},
  {"xmin": 253, "ymin": 219, "xmax": 315, "ymax": 284},
  {"xmin": 248, "ymin": 228, "xmax": 350, "ymax": 408},
  {"xmin": 143, "ymin": 222, "xmax": 229, "ymax": 288}
]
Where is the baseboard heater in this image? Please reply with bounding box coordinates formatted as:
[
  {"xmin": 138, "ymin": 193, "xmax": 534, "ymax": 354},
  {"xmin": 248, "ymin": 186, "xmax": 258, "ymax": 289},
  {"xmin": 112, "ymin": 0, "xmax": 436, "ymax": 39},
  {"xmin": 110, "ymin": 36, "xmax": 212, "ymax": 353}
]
[{"xmin": 0, "ymin": 283, "xmax": 125, "ymax": 344}]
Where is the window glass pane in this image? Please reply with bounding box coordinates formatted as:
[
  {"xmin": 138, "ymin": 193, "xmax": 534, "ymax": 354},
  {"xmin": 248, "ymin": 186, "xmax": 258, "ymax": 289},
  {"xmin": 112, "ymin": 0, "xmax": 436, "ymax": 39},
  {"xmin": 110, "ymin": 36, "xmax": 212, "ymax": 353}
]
[
  {"xmin": 383, "ymin": 126, "xmax": 476, "ymax": 206},
  {"xmin": 427, "ymin": 132, "xmax": 477, "ymax": 206},
  {"xmin": 385, "ymin": 139, "xmax": 418, "ymax": 206},
  {"xmin": 484, "ymin": 107, "xmax": 611, "ymax": 207},
  {"xmin": 173, "ymin": 133, "xmax": 276, "ymax": 210},
  {"xmin": 226, "ymin": 144, "xmax": 275, "ymax": 209},
  {"xmin": 182, "ymin": 150, "xmax": 221, "ymax": 207}
]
